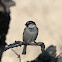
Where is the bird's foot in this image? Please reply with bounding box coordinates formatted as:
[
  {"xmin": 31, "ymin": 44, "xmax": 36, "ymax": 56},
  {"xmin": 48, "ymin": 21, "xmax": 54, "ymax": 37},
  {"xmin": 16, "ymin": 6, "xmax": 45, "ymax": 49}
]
[
  {"xmin": 22, "ymin": 51, "xmax": 26, "ymax": 55},
  {"xmin": 34, "ymin": 41, "xmax": 37, "ymax": 43}
]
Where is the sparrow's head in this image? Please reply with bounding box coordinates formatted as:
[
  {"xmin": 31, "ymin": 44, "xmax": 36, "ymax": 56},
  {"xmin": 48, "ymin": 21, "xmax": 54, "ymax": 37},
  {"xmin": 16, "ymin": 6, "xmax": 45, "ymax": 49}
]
[{"xmin": 25, "ymin": 21, "xmax": 36, "ymax": 27}]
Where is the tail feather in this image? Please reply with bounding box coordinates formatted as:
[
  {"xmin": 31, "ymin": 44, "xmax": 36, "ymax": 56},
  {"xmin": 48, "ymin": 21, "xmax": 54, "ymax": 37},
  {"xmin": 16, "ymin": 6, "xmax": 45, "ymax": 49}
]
[{"xmin": 22, "ymin": 45, "xmax": 27, "ymax": 55}]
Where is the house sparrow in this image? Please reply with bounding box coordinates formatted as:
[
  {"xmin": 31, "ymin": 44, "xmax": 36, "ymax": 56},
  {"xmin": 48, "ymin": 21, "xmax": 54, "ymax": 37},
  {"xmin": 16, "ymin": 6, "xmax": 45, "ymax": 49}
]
[{"xmin": 22, "ymin": 21, "xmax": 38, "ymax": 54}]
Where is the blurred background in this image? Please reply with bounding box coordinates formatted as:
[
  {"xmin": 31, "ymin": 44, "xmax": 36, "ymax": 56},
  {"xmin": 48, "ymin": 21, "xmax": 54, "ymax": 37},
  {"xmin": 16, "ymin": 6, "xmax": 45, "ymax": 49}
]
[{"xmin": 2, "ymin": 0, "xmax": 62, "ymax": 62}]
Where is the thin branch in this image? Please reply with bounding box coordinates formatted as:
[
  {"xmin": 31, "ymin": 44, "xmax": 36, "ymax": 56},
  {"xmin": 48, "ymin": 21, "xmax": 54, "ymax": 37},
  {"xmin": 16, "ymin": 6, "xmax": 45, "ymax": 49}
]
[
  {"xmin": 11, "ymin": 49, "xmax": 21, "ymax": 62},
  {"xmin": 6, "ymin": 43, "xmax": 21, "ymax": 62},
  {"xmin": 4, "ymin": 41, "xmax": 45, "ymax": 51},
  {"xmin": 19, "ymin": 55, "xmax": 21, "ymax": 62}
]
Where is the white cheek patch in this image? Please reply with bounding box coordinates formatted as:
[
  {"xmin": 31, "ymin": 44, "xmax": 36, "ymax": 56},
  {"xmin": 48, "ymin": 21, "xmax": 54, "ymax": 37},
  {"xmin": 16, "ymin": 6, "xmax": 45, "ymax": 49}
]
[{"xmin": 29, "ymin": 24, "xmax": 36, "ymax": 28}]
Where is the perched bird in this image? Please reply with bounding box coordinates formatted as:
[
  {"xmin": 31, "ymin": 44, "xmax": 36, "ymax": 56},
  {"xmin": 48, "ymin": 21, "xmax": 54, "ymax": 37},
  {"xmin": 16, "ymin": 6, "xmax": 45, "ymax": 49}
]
[{"xmin": 22, "ymin": 21, "xmax": 38, "ymax": 54}]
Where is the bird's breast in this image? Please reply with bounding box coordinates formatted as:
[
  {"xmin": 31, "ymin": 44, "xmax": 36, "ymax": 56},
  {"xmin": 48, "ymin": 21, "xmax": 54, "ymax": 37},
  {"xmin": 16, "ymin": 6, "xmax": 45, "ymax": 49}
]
[{"xmin": 23, "ymin": 27, "xmax": 38, "ymax": 43}]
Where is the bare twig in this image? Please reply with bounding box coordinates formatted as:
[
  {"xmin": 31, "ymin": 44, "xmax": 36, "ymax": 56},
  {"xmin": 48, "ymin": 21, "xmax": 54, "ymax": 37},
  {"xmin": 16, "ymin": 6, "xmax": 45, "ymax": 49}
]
[
  {"xmin": 18, "ymin": 55, "xmax": 21, "ymax": 62},
  {"xmin": 11, "ymin": 49, "xmax": 21, "ymax": 62},
  {"xmin": 4, "ymin": 41, "xmax": 45, "ymax": 51},
  {"xmin": 6, "ymin": 43, "xmax": 21, "ymax": 62}
]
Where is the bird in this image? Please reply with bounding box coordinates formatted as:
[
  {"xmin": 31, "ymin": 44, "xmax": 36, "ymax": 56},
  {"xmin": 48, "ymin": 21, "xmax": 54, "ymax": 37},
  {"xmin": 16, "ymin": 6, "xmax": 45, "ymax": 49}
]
[{"xmin": 22, "ymin": 21, "xmax": 38, "ymax": 54}]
